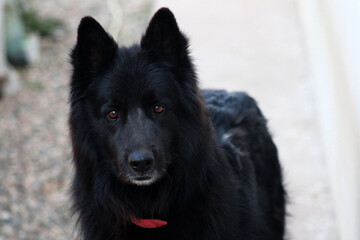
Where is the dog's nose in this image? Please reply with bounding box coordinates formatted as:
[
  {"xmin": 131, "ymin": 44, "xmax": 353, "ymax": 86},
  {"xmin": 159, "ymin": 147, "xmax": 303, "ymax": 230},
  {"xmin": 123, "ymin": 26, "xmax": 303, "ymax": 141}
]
[{"xmin": 128, "ymin": 150, "xmax": 154, "ymax": 172}]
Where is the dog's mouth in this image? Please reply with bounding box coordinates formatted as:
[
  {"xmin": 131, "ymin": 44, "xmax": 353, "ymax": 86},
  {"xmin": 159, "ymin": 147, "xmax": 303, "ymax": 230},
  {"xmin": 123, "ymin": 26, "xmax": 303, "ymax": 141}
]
[
  {"xmin": 135, "ymin": 176, "xmax": 151, "ymax": 181},
  {"xmin": 121, "ymin": 165, "xmax": 165, "ymax": 186},
  {"xmin": 127, "ymin": 173, "xmax": 160, "ymax": 186}
]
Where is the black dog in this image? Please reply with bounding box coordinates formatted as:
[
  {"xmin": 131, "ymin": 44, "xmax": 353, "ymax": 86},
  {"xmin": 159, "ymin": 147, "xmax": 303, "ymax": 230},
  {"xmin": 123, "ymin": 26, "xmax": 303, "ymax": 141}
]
[{"xmin": 69, "ymin": 8, "xmax": 286, "ymax": 240}]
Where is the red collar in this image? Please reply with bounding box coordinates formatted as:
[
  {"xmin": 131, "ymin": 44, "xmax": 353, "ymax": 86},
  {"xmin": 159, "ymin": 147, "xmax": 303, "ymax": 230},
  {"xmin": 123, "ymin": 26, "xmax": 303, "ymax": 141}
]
[{"xmin": 130, "ymin": 217, "xmax": 167, "ymax": 228}]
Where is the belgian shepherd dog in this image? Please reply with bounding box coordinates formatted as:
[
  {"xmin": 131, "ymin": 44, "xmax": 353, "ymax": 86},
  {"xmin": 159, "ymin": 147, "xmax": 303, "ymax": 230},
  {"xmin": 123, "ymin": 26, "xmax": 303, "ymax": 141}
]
[{"xmin": 69, "ymin": 8, "xmax": 286, "ymax": 240}]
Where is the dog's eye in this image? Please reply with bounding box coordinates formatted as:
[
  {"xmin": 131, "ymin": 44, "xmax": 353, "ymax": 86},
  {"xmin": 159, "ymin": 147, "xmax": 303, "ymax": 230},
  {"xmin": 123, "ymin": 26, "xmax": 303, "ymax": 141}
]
[
  {"xmin": 153, "ymin": 105, "xmax": 165, "ymax": 114},
  {"xmin": 107, "ymin": 110, "xmax": 119, "ymax": 119}
]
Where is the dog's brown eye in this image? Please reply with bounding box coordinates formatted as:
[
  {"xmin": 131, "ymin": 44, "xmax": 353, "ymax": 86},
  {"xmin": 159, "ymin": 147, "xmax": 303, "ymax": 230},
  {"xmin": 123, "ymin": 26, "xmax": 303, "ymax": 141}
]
[
  {"xmin": 154, "ymin": 105, "xmax": 164, "ymax": 114},
  {"xmin": 108, "ymin": 110, "xmax": 119, "ymax": 119}
]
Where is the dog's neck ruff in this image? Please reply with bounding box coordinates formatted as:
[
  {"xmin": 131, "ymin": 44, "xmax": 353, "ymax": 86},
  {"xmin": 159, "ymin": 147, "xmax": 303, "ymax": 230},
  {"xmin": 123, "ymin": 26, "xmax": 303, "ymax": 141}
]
[{"xmin": 131, "ymin": 217, "xmax": 167, "ymax": 228}]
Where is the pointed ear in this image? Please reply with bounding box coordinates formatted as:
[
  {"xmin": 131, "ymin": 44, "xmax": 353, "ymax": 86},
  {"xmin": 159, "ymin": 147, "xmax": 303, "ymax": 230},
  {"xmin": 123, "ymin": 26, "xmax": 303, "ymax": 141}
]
[
  {"xmin": 71, "ymin": 16, "xmax": 118, "ymax": 70},
  {"xmin": 141, "ymin": 8, "xmax": 189, "ymax": 63}
]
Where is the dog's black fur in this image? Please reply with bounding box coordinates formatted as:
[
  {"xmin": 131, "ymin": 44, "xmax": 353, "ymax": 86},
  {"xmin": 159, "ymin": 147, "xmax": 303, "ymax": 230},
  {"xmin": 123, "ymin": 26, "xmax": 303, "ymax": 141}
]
[{"xmin": 69, "ymin": 8, "xmax": 286, "ymax": 240}]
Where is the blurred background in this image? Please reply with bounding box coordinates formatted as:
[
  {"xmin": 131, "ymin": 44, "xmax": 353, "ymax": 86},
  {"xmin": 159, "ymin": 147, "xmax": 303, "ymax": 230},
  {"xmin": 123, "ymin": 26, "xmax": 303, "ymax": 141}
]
[{"xmin": 0, "ymin": 0, "xmax": 359, "ymax": 239}]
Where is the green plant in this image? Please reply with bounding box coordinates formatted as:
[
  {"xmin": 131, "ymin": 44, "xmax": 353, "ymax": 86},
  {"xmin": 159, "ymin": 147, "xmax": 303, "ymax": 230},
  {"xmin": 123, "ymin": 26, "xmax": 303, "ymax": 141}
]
[{"xmin": 22, "ymin": 9, "xmax": 63, "ymax": 37}]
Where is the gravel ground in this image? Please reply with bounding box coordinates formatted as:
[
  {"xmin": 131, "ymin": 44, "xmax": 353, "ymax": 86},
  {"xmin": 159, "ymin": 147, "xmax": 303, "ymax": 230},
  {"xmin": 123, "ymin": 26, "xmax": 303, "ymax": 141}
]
[{"xmin": 0, "ymin": 1, "xmax": 151, "ymax": 239}]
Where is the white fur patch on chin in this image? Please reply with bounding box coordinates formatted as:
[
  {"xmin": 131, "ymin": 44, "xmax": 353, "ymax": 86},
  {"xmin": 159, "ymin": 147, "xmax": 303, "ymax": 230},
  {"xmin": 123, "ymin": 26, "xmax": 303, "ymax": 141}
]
[{"xmin": 129, "ymin": 178, "xmax": 157, "ymax": 186}]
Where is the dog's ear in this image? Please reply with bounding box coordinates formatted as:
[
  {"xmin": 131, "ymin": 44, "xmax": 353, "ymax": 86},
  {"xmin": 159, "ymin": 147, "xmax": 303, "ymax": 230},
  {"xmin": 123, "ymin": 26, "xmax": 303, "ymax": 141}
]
[
  {"xmin": 71, "ymin": 16, "xmax": 118, "ymax": 70},
  {"xmin": 141, "ymin": 8, "xmax": 189, "ymax": 64}
]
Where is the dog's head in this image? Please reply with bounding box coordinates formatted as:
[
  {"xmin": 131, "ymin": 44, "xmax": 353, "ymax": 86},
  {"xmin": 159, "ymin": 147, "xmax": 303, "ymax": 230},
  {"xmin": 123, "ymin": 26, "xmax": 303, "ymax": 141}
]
[{"xmin": 70, "ymin": 8, "xmax": 202, "ymax": 186}]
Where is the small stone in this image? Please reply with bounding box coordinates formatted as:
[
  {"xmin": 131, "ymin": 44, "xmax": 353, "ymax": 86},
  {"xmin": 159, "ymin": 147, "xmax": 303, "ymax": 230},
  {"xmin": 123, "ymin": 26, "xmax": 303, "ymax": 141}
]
[
  {"xmin": 2, "ymin": 224, "xmax": 13, "ymax": 235},
  {"xmin": 0, "ymin": 210, "xmax": 10, "ymax": 220}
]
